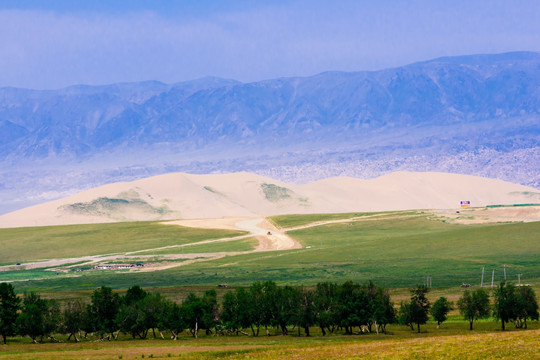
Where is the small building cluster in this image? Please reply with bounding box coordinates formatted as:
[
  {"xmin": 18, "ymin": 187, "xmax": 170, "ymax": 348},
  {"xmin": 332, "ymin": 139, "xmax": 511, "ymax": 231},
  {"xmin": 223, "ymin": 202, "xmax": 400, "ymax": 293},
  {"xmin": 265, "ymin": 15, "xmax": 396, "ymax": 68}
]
[{"xmin": 94, "ymin": 263, "xmax": 144, "ymax": 270}]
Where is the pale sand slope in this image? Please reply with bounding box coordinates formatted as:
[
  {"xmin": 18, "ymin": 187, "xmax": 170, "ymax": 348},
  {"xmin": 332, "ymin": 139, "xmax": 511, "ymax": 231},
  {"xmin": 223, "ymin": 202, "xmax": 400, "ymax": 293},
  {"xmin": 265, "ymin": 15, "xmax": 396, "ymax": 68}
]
[{"xmin": 1, "ymin": 171, "xmax": 539, "ymax": 228}]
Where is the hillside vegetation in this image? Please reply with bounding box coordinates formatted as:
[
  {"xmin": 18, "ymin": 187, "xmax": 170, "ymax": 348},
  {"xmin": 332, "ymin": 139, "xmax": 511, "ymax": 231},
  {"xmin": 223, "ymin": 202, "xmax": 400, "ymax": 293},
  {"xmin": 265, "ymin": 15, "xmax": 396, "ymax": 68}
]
[
  {"xmin": 3, "ymin": 211, "xmax": 539, "ymax": 291},
  {"xmin": 0, "ymin": 328, "xmax": 537, "ymax": 360},
  {"xmin": 0, "ymin": 222, "xmax": 246, "ymax": 265}
]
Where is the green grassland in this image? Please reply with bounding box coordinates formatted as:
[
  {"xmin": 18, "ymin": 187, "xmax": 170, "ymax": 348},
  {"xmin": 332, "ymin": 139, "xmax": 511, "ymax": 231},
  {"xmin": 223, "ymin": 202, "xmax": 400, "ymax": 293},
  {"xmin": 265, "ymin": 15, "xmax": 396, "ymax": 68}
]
[
  {"xmin": 268, "ymin": 211, "xmax": 393, "ymax": 228},
  {"xmin": 0, "ymin": 222, "xmax": 246, "ymax": 265},
  {"xmin": 168, "ymin": 217, "xmax": 540, "ymax": 288},
  {"xmin": 0, "ymin": 324, "xmax": 538, "ymax": 360},
  {"xmin": 2, "ymin": 211, "xmax": 539, "ymax": 359},
  {"xmin": 147, "ymin": 237, "xmax": 258, "ymax": 255},
  {"xmin": 6, "ymin": 212, "xmax": 539, "ymax": 292}
]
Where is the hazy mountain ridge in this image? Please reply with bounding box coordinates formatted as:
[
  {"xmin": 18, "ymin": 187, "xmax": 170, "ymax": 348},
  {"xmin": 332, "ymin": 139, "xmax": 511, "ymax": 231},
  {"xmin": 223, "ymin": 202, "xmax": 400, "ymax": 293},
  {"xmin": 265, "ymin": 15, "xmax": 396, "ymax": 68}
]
[{"xmin": 0, "ymin": 52, "xmax": 539, "ymax": 214}]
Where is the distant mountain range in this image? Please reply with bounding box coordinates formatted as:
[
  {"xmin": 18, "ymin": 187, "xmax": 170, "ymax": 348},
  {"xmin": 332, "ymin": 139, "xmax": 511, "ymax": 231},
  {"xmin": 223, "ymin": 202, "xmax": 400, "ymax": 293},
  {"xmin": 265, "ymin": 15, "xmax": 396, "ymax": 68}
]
[{"xmin": 1, "ymin": 51, "xmax": 539, "ymax": 214}]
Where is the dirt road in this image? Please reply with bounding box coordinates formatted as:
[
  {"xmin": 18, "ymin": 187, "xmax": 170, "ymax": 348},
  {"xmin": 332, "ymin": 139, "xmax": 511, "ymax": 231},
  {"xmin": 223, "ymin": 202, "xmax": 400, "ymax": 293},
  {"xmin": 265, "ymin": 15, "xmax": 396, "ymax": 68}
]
[{"xmin": 0, "ymin": 216, "xmax": 302, "ymax": 275}]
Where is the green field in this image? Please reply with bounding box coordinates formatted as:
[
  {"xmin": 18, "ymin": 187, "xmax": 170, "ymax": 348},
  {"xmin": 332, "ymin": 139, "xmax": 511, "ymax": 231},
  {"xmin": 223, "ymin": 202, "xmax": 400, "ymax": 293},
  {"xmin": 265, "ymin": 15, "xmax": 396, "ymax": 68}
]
[
  {"xmin": 3, "ymin": 212, "xmax": 539, "ymax": 292},
  {"xmin": 0, "ymin": 324, "xmax": 538, "ymax": 360},
  {"xmin": 0, "ymin": 221, "xmax": 246, "ymax": 265},
  {"xmin": 1, "ymin": 212, "xmax": 539, "ymax": 359},
  {"xmin": 147, "ymin": 237, "xmax": 258, "ymax": 255},
  {"xmin": 268, "ymin": 211, "xmax": 393, "ymax": 228}
]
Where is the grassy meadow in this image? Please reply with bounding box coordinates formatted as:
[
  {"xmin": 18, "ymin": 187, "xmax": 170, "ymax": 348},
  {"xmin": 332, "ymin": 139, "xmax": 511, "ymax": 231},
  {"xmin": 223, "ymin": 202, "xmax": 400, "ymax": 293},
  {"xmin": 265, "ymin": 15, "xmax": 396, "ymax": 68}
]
[
  {"xmin": 1, "ymin": 211, "xmax": 539, "ymax": 359},
  {"xmin": 0, "ymin": 221, "xmax": 246, "ymax": 265},
  {"xmin": 2, "ymin": 212, "xmax": 539, "ymax": 291},
  {"xmin": 268, "ymin": 211, "xmax": 387, "ymax": 228},
  {"xmin": 147, "ymin": 237, "xmax": 258, "ymax": 255},
  {"xmin": 0, "ymin": 324, "xmax": 538, "ymax": 359}
]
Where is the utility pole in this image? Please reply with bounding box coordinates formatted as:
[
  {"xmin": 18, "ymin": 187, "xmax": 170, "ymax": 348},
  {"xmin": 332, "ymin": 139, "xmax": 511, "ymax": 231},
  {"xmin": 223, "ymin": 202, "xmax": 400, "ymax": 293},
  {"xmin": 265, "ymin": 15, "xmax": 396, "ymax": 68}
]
[
  {"xmin": 503, "ymin": 264, "xmax": 506, "ymax": 281},
  {"xmin": 518, "ymin": 274, "xmax": 521, "ymax": 286},
  {"xmin": 481, "ymin": 267, "xmax": 484, "ymax": 287},
  {"xmin": 491, "ymin": 269, "xmax": 494, "ymax": 288}
]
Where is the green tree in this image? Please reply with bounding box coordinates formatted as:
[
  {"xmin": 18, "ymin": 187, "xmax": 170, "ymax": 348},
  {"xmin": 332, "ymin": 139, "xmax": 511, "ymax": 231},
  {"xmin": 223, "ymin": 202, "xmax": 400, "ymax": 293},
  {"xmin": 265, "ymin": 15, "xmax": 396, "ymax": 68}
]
[
  {"xmin": 221, "ymin": 291, "xmax": 240, "ymax": 334},
  {"xmin": 370, "ymin": 286, "xmax": 395, "ymax": 334},
  {"xmin": 182, "ymin": 293, "xmax": 204, "ymax": 338},
  {"xmin": 16, "ymin": 292, "xmax": 46, "ymax": 343},
  {"xmin": 116, "ymin": 287, "xmax": 166, "ymax": 339},
  {"xmin": 81, "ymin": 303, "xmax": 97, "ymax": 339},
  {"xmin": 431, "ymin": 297, "xmax": 453, "ymax": 328},
  {"xmin": 143, "ymin": 293, "xmax": 167, "ymax": 338},
  {"xmin": 116, "ymin": 299, "xmax": 147, "ymax": 339},
  {"xmin": 314, "ymin": 282, "xmax": 338, "ymax": 336},
  {"xmin": 0, "ymin": 283, "xmax": 21, "ymax": 344},
  {"xmin": 409, "ymin": 285, "xmax": 431, "ymax": 333},
  {"xmin": 493, "ymin": 282, "xmax": 517, "ymax": 331},
  {"xmin": 201, "ymin": 290, "xmax": 219, "ymax": 335},
  {"xmin": 248, "ymin": 282, "xmax": 264, "ymax": 336},
  {"xmin": 123, "ymin": 285, "xmax": 147, "ymax": 306},
  {"xmin": 90, "ymin": 286, "xmax": 120, "ymax": 339},
  {"xmin": 235, "ymin": 287, "xmax": 255, "ymax": 335},
  {"xmin": 221, "ymin": 288, "xmax": 256, "ymax": 336},
  {"xmin": 249, "ymin": 281, "xmax": 279, "ymax": 336},
  {"xmin": 336, "ymin": 281, "xmax": 364, "ymax": 335},
  {"xmin": 398, "ymin": 301, "xmax": 415, "ymax": 331},
  {"xmin": 457, "ymin": 288, "xmax": 490, "ymax": 330},
  {"xmin": 160, "ymin": 300, "xmax": 185, "ymax": 340},
  {"xmin": 275, "ymin": 285, "xmax": 298, "ymax": 335},
  {"xmin": 259, "ymin": 281, "xmax": 279, "ymax": 336},
  {"xmin": 43, "ymin": 299, "xmax": 61, "ymax": 342},
  {"xmin": 295, "ymin": 286, "xmax": 315, "ymax": 336},
  {"xmin": 514, "ymin": 286, "xmax": 539, "ymax": 329},
  {"xmin": 62, "ymin": 300, "xmax": 85, "ymax": 342}
]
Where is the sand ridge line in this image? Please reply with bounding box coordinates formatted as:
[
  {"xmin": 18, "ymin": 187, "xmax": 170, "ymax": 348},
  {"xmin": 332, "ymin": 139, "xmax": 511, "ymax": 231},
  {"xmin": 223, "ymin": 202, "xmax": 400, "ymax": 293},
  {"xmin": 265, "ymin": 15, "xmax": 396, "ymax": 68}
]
[{"xmin": 2, "ymin": 171, "xmax": 539, "ymax": 229}]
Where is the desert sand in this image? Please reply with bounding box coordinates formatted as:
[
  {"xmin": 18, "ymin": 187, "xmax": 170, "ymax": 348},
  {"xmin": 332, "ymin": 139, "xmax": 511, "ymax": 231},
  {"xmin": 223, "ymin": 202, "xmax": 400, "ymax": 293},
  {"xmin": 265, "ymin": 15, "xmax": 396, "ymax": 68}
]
[{"xmin": 0, "ymin": 171, "xmax": 539, "ymax": 228}]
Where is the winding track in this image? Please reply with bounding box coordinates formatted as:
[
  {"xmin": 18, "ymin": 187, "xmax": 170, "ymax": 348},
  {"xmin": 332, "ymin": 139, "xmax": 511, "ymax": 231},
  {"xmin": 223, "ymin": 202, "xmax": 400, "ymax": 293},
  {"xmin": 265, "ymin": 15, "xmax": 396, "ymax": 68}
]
[
  {"xmin": 0, "ymin": 211, "xmax": 441, "ymax": 276},
  {"xmin": 0, "ymin": 216, "xmax": 302, "ymax": 275}
]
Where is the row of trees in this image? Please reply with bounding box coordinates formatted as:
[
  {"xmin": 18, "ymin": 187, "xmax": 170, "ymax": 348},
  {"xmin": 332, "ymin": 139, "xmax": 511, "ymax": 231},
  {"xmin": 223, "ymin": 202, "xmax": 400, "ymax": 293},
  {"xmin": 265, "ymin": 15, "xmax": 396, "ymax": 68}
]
[
  {"xmin": 397, "ymin": 282, "xmax": 539, "ymax": 333},
  {"xmin": 456, "ymin": 282, "xmax": 539, "ymax": 331},
  {"xmin": 0, "ymin": 281, "xmax": 538, "ymax": 344}
]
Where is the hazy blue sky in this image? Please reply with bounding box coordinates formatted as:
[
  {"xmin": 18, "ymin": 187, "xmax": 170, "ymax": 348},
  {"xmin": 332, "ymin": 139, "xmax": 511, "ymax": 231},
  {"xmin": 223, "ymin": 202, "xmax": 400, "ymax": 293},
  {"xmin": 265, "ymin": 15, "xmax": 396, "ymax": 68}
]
[{"xmin": 1, "ymin": 0, "xmax": 539, "ymax": 89}]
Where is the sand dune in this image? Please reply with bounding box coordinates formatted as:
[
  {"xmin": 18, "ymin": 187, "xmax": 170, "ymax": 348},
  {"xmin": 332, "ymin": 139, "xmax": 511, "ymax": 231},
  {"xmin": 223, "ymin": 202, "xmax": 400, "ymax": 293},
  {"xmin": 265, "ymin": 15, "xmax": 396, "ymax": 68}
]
[{"xmin": 0, "ymin": 171, "xmax": 539, "ymax": 228}]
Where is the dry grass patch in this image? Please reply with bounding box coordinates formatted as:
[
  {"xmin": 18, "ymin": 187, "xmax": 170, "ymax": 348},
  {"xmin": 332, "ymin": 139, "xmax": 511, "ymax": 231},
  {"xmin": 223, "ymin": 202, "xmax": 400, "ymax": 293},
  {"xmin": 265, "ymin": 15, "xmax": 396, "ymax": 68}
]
[{"xmin": 1, "ymin": 330, "xmax": 538, "ymax": 360}]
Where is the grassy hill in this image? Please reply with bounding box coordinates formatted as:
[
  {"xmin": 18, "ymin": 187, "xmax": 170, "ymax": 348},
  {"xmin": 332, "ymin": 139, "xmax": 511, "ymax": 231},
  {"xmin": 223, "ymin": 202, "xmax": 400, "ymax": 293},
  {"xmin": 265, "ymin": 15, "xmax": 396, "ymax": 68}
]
[
  {"xmin": 0, "ymin": 221, "xmax": 247, "ymax": 265},
  {"xmin": 2, "ymin": 211, "xmax": 538, "ymax": 291}
]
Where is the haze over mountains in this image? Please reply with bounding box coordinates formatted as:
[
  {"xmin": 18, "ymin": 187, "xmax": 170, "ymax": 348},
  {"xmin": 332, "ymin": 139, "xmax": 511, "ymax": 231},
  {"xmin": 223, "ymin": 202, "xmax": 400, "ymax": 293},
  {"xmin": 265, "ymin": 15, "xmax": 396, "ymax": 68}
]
[{"xmin": 1, "ymin": 52, "xmax": 539, "ymax": 214}]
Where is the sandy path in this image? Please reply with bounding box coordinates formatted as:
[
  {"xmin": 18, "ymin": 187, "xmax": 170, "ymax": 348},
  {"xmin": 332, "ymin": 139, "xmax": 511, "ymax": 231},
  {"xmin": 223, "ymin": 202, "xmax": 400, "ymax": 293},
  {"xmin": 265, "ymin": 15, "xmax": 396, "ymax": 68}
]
[
  {"xmin": 4, "ymin": 207, "xmax": 537, "ymax": 277},
  {"xmin": 166, "ymin": 217, "xmax": 302, "ymax": 252},
  {"xmin": 0, "ymin": 217, "xmax": 302, "ymax": 274},
  {"xmin": 236, "ymin": 218, "xmax": 302, "ymax": 251}
]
